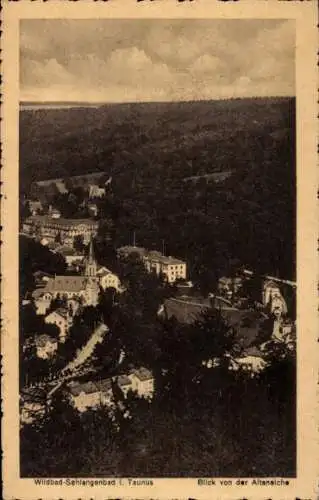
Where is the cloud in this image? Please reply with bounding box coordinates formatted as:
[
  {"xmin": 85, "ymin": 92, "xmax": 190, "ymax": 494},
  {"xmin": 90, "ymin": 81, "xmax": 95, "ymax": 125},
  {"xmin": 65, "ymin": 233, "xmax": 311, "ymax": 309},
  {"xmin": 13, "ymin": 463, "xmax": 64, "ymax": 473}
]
[{"xmin": 20, "ymin": 19, "xmax": 295, "ymax": 102}]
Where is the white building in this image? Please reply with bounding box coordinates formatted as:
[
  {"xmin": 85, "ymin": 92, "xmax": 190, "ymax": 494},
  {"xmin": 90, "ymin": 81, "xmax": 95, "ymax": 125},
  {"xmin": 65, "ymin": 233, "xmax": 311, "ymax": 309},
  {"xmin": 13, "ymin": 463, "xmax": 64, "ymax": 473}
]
[
  {"xmin": 117, "ymin": 246, "xmax": 187, "ymax": 284},
  {"xmin": 68, "ymin": 367, "xmax": 154, "ymax": 413},
  {"xmin": 97, "ymin": 266, "xmax": 121, "ymax": 292},
  {"xmin": 45, "ymin": 308, "xmax": 72, "ymax": 342},
  {"xmin": 34, "ymin": 334, "xmax": 58, "ymax": 359},
  {"xmin": 129, "ymin": 367, "xmax": 154, "ymax": 400},
  {"xmin": 262, "ymin": 279, "xmax": 287, "ymax": 317},
  {"xmin": 89, "ymin": 185, "xmax": 105, "ymax": 199}
]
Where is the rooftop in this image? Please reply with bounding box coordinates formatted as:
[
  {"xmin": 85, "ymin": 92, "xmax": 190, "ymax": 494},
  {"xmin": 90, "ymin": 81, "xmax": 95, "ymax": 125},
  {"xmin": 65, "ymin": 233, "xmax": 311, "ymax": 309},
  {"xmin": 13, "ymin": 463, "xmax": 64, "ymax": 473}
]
[
  {"xmin": 117, "ymin": 246, "xmax": 185, "ymax": 265},
  {"xmin": 35, "ymin": 334, "xmax": 58, "ymax": 347},
  {"xmin": 68, "ymin": 377, "xmax": 114, "ymax": 396},
  {"xmin": 132, "ymin": 367, "xmax": 153, "ymax": 381},
  {"xmin": 46, "ymin": 307, "xmax": 69, "ymax": 320},
  {"xmin": 25, "ymin": 215, "xmax": 98, "ymax": 227},
  {"xmin": 44, "ymin": 276, "xmax": 87, "ymax": 293},
  {"xmin": 96, "ymin": 266, "xmax": 115, "ymax": 277},
  {"xmin": 117, "ymin": 374, "xmax": 132, "ymax": 387}
]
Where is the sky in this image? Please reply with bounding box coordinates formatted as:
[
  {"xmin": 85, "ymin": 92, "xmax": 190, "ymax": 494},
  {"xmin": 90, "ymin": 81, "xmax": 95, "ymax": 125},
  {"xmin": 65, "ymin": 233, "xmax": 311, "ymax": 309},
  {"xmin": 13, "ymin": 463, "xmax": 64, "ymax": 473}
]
[{"xmin": 20, "ymin": 19, "xmax": 295, "ymax": 103}]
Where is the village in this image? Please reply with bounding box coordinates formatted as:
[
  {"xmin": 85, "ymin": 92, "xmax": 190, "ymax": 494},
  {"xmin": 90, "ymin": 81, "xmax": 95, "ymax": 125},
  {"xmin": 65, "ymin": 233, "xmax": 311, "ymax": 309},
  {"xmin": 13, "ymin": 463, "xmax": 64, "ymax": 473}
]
[{"xmin": 19, "ymin": 174, "xmax": 296, "ymax": 429}]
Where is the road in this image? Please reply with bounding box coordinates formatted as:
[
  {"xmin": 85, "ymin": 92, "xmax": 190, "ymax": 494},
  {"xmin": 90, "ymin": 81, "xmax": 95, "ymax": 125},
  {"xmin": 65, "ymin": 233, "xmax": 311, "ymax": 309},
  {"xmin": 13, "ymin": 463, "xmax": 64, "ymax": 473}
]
[{"xmin": 62, "ymin": 322, "xmax": 109, "ymax": 374}]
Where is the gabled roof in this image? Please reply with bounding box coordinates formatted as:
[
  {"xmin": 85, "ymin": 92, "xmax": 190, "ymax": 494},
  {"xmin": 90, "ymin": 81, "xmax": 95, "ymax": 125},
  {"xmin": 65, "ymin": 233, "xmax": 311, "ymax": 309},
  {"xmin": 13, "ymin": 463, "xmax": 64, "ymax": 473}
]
[
  {"xmin": 46, "ymin": 307, "xmax": 69, "ymax": 321},
  {"xmin": 68, "ymin": 378, "xmax": 112, "ymax": 396},
  {"xmin": 32, "ymin": 288, "xmax": 52, "ymax": 300},
  {"xmin": 263, "ymin": 279, "xmax": 280, "ymax": 289},
  {"xmin": 44, "ymin": 276, "xmax": 87, "ymax": 293},
  {"xmin": 96, "ymin": 266, "xmax": 117, "ymax": 277},
  {"xmin": 68, "ymin": 381, "xmax": 98, "ymax": 396},
  {"xmin": 117, "ymin": 374, "xmax": 132, "ymax": 387}
]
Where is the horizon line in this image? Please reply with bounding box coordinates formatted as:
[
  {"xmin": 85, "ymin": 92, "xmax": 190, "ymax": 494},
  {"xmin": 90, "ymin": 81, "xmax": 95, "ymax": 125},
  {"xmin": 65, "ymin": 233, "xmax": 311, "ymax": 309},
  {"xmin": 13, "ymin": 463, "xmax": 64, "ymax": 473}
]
[{"xmin": 19, "ymin": 95, "xmax": 295, "ymax": 106}]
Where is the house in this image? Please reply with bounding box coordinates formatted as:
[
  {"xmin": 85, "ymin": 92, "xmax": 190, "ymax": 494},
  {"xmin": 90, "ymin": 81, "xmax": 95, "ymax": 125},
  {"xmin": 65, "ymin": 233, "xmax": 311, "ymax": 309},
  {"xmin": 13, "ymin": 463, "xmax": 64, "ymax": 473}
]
[
  {"xmin": 96, "ymin": 266, "xmax": 121, "ymax": 292},
  {"xmin": 117, "ymin": 375, "xmax": 133, "ymax": 397},
  {"xmin": 27, "ymin": 200, "xmax": 43, "ymax": 216},
  {"xmin": 117, "ymin": 246, "xmax": 187, "ymax": 284},
  {"xmin": 33, "ymin": 271, "xmax": 53, "ymax": 287},
  {"xmin": 49, "ymin": 207, "xmax": 61, "ymax": 219},
  {"xmin": 129, "ymin": 367, "xmax": 154, "ymax": 400},
  {"xmin": 230, "ymin": 346, "xmax": 268, "ymax": 374},
  {"xmin": 269, "ymin": 293, "xmax": 288, "ymax": 317},
  {"xmin": 34, "ymin": 334, "xmax": 58, "ymax": 359},
  {"xmin": 262, "ymin": 279, "xmax": 281, "ymax": 306},
  {"xmin": 145, "ymin": 251, "xmax": 187, "ymax": 284},
  {"xmin": 67, "ymin": 367, "xmax": 154, "ymax": 413},
  {"xmin": 45, "ymin": 308, "xmax": 72, "ymax": 342},
  {"xmin": 272, "ymin": 318, "xmax": 295, "ymax": 343},
  {"xmin": 68, "ymin": 380, "xmax": 111, "ymax": 413},
  {"xmin": 22, "ymin": 215, "xmax": 99, "ymax": 246},
  {"xmin": 32, "ymin": 289, "xmax": 54, "ymax": 315},
  {"xmin": 218, "ymin": 276, "xmax": 243, "ymax": 298},
  {"xmin": 87, "ymin": 202, "xmax": 98, "ymax": 217},
  {"xmin": 89, "ymin": 185, "xmax": 105, "ymax": 199}
]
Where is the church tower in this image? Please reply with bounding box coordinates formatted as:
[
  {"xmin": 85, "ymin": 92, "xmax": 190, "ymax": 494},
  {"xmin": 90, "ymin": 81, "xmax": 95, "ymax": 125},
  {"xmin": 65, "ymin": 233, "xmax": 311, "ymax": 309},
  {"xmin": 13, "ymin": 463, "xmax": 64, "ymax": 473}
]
[
  {"xmin": 84, "ymin": 238, "xmax": 99, "ymax": 306},
  {"xmin": 85, "ymin": 238, "xmax": 97, "ymax": 278}
]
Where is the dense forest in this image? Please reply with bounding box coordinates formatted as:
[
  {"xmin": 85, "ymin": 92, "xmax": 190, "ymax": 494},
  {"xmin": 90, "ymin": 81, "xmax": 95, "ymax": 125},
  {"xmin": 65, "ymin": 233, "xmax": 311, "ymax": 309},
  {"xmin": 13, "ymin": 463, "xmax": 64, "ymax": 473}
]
[{"xmin": 20, "ymin": 97, "xmax": 296, "ymax": 285}]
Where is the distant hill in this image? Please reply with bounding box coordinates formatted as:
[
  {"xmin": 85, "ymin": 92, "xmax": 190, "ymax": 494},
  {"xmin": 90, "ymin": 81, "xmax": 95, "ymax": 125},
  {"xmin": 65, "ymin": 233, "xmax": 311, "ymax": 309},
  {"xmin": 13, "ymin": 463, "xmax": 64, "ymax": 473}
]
[
  {"xmin": 20, "ymin": 97, "xmax": 296, "ymax": 281},
  {"xmin": 19, "ymin": 97, "xmax": 293, "ymax": 188}
]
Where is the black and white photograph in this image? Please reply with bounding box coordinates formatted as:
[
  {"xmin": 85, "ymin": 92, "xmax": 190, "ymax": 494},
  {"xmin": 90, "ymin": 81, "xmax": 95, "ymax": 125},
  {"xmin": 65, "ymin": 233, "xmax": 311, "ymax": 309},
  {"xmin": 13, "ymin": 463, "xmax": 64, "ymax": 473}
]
[{"xmin": 18, "ymin": 17, "xmax": 298, "ymax": 479}]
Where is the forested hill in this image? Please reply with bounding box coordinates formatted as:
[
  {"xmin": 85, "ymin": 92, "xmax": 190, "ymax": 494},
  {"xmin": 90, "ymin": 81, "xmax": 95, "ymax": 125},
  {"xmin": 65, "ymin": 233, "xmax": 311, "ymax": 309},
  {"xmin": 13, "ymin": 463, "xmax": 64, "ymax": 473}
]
[
  {"xmin": 20, "ymin": 97, "xmax": 296, "ymax": 282},
  {"xmin": 20, "ymin": 97, "xmax": 294, "ymax": 186}
]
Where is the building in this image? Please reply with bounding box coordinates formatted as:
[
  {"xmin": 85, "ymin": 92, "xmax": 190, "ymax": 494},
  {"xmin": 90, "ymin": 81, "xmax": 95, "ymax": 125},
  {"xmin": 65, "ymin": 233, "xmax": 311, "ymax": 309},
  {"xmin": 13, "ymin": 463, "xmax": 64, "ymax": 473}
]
[
  {"xmin": 230, "ymin": 346, "xmax": 268, "ymax": 374},
  {"xmin": 218, "ymin": 276, "xmax": 243, "ymax": 299},
  {"xmin": 48, "ymin": 207, "xmax": 61, "ymax": 219},
  {"xmin": 32, "ymin": 239, "xmax": 121, "ymax": 316},
  {"xmin": 87, "ymin": 202, "xmax": 98, "ymax": 217},
  {"xmin": 32, "ymin": 288, "xmax": 54, "ymax": 315},
  {"xmin": 32, "ymin": 239, "xmax": 101, "ymax": 314},
  {"xmin": 117, "ymin": 375, "xmax": 133, "ymax": 397},
  {"xmin": 96, "ymin": 266, "xmax": 121, "ymax": 292},
  {"xmin": 22, "ymin": 215, "xmax": 99, "ymax": 246},
  {"xmin": 34, "ymin": 334, "xmax": 58, "ymax": 359},
  {"xmin": 45, "ymin": 308, "xmax": 73, "ymax": 342},
  {"xmin": 117, "ymin": 246, "xmax": 187, "ymax": 284},
  {"xmin": 68, "ymin": 379, "xmax": 112, "ymax": 413},
  {"xmin": 128, "ymin": 367, "xmax": 154, "ymax": 400},
  {"xmin": 89, "ymin": 185, "xmax": 105, "ymax": 199},
  {"xmin": 68, "ymin": 367, "xmax": 154, "ymax": 413},
  {"xmin": 262, "ymin": 279, "xmax": 287, "ymax": 317},
  {"xmin": 26, "ymin": 200, "xmax": 43, "ymax": 216}
]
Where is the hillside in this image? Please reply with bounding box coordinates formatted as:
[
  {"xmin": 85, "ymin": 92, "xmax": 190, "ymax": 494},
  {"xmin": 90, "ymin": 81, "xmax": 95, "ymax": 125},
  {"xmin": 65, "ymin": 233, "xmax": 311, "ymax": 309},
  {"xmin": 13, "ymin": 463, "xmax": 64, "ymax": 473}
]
[
  {"xmin": 20, "ymin": 97, "xmax": 296, "ymax": 282},
  {"xmin": 20, "ymin": 97, "xmax": 293, "ymax": 186}
]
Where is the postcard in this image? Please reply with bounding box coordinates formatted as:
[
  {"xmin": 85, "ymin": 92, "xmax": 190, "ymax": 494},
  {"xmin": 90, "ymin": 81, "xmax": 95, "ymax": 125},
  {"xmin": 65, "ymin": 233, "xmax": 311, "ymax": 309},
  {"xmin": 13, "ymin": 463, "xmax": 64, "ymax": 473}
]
[{"xmin": 2, "ymin": 0, "xmax": 318, "ymax": 498}]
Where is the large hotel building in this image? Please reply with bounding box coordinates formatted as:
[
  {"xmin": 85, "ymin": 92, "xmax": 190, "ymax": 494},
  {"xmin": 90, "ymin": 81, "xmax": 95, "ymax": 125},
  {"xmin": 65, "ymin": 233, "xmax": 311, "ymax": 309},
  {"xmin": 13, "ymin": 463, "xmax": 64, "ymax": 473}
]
[
  {"xmin": 22, "ymin": 215, "xmax": 99, "ymax": 246},
  {"xmin": 117, "ymin": 246, "xmax": 187, "ymax": 284}
]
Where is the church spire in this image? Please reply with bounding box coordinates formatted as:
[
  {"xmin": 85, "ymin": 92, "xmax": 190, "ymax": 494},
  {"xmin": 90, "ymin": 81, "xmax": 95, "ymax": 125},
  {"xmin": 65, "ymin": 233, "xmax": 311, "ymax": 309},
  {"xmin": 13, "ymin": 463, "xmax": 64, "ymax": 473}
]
[
  {"xmin": 88, "ymin": 237, "xmax": 95, "ymax": 263},
  {"xmin": 85, "ymin": 237, "xmax": 97, "ymax": 277}
]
